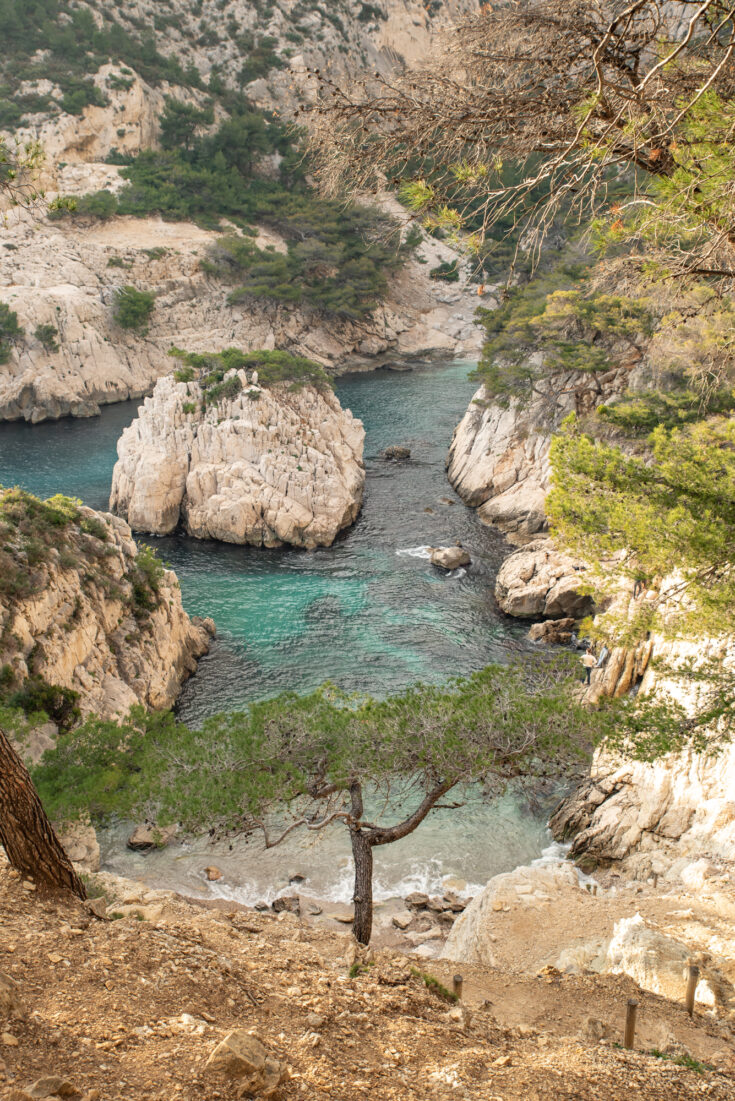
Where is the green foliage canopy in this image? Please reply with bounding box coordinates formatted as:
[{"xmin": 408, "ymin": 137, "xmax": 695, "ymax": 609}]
[{"xmin": 548, "ymin": 416, "xmax": 735, "ymax": 640}]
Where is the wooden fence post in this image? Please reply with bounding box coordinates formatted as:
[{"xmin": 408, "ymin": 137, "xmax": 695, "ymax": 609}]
[
  {"xmin": 453, "ymin": 974, "xmax": 463, "ymax": 1001},
  {"xmin": 624, "ymin": 999, "xmax": 638, "ymax": 1049},
  {"xmin": 685, "ymin": 964, "xmax": 699, "ymax": 1017}
]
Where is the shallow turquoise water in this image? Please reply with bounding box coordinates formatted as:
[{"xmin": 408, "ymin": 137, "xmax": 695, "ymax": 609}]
[{"xmin": 0, "ymin": 361, "xmax": 527, "ymax": 721}]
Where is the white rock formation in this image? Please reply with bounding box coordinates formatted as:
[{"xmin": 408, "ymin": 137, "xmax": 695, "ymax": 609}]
[
  {"xmin": 441, "ymin": 861, "xmax": 583, "ymax": 967},
  {"xmin": 447, "ymin": 368, "xmax": 630, "ymax": 545},
  {"xmin": 110, "ymin": 373, "xmax": 366, "ymax": 549},
  {"xmin": 560, "ymin": 913, "xmax": 735, "ymax": 1013},
  {"xmin": 0, "ymin": 505, "xmax": 213, "ymax": 718},
  {"xmin": 494, "ymin": 538, "xmax": 595, "ymax": 618}
]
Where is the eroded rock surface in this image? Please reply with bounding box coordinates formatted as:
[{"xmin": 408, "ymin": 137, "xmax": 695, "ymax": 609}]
[
  {"xmin": 110, "ymin": 374, "xmax": 365, "ymax": 549},
  {"xmin": 447, "ymin": 369, "xmax": 630, "ymax": 545},
  {"xmin": 494, "ymin": 538, "xmax": 594, "ymax": 619},
  {"xmin": 0, "ymin": 505, "xmax": 213, "ymax": 718}
]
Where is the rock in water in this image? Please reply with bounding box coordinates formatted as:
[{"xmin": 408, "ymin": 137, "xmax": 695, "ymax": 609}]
[
  {"xmin": 127, "ymin": 824, "xmax": 177, "ymax": 853},
  {"xmin": 110, "ymin": 373, "xmax": 365, "ymax": 549},
  {"xmin": 430, "ymin": 546, "xmax": 471, "ymax": 570},
  {"xmin": 381, "ymin": 445, "xmax": 411, "ymax": 461}
]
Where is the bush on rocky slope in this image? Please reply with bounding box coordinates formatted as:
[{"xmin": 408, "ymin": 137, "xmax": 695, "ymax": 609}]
[{"xmin": 169, "ymin": 347, "xmax": 333, "ymax": 395}]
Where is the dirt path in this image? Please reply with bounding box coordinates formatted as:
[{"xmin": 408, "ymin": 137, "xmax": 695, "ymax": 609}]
[{"xmin": 1, "ymin": 858, "xmax": 734, "ymax": 1101}]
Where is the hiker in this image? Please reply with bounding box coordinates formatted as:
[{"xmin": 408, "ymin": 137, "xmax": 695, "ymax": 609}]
[{"xmin": 581, "ymin": 647, "xmax": 596, "ymax": 685}]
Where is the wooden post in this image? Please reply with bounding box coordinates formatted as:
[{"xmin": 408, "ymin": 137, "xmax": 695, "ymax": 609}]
[
  {"xmin": 652, "ymin": 872, "xmax": 658, "ymax": 888},
  {"xmin": 453, "ymin": 974, "xmax": 463, "ymax": 1001},
  {"xmin": 685, "ymin": 964, "xmax": 699, "ymax": 1017},
  {"xmin": 624, "ymin": 999, "xmax": 637, "ymax": 1049}
]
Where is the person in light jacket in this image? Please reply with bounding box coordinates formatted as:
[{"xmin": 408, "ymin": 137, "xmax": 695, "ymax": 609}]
[{"xmin": 581, "ymin": 647, "xmax": 597, "ymax": 685}]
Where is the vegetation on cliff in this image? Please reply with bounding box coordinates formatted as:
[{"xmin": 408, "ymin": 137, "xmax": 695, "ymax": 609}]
[
  {"xmin": 0, "ymin": 488, "xmax": 167, "ymax": 718},
  {"xmin": 170, "ymin": 347, "xmax": 333, "ymax": 397}
]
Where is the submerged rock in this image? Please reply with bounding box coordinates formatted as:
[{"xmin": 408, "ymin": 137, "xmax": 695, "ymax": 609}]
[
  {"xmin": 110, "ymin": 373, "xmax": 365, "ymax": 549},
  {"xmin": 381, "ymin": 445, "xmax": 411, "ymax": 461}
]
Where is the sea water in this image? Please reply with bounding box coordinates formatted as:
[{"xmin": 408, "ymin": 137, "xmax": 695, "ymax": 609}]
[{"xmin": 0, "ymin": 360, "xmax": 558, "ymax": 898}]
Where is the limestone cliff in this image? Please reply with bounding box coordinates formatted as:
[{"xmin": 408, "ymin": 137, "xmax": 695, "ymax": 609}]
[
  {"xmin": 447, "ymin": 367, "xmax": 630, "ymax": 545},
  {"xmin": 0, "ymin": 494, "xmax": 213, "ymax": 718},
  {"xmin": 0, "ymin": 1, "xmax": 483, "ymax": 424},
  {"xmin": 109, "ymin": 371, "xmax": 365, "ymax": 548},
  {"xmin": 550, "ymin": 587, "xmax": 735, "ymax": 875}
]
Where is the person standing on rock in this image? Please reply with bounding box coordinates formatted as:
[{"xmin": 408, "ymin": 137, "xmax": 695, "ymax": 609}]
[{"xmin": 581, "ymin": 647, "xmax": 596, "ymax": 685}]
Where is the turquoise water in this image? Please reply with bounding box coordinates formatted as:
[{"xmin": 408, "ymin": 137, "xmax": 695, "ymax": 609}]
[
  {"xmin": 0, "ymin": 361, "xmax": 527, "ymax": 721},
  {"xmin": 0, "ymin": 360, "xmax": 557, "ymax": 897}
]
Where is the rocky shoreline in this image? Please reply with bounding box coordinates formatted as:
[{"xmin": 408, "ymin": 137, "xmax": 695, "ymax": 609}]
[{"xmin": 0, "ymin": 501, "xmax": 213, "ymax": 723}]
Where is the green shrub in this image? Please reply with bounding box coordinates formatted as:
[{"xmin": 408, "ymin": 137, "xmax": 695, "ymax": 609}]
[
  {"xmin": 5, "ymin": 676, "xmax": 80, "ymax": 732},
  {"xmin": 34, "ymin": 323, "xmax": 59, "ymax": 352},
  {"xmin": 112, "ymin": 286, "xmax": 155, "ymax": 332},
  {"xmin": 0, "ymin": 303, "xmax": 24, "ymax": 364},
  {"xmin": 60, "ymin": 77, "xmax": 107, "ymax": 116},
  {"xmin": 169, "ymin": 347, "xmax": 333, "ymax": 398},
  {"xmin": 430, "ymin": 260, "xmax": 460, "ymax": 282},
  {"xmin": 130, "ymin": 543, "xmax": 165, "ymax": 615}
]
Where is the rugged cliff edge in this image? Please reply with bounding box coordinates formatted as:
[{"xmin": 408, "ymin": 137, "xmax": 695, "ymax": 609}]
[
  {"xmin": 109, "ymin": 370, "xmax": 365, "ymax": 548},
  {"xmin": 447, "ymin": 359, "xmax": 735, "ymax": 877},
  {"xmin": 447, "ymin": 368, "xmax": 630, "ymax": 545},
  {"xmin": 0, "ymin": 491, "xmax": 213, "ymax": 718}
]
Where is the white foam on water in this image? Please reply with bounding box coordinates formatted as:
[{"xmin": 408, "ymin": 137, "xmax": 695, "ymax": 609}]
[{"xmin": 395, "ymin": 545, "xmax": 433, "ymax": 560}]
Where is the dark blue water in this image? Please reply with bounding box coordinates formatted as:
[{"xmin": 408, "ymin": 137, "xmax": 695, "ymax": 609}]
[{"xmin": 0, "ymin": 361, "xmax": 526, "ymax": 721}]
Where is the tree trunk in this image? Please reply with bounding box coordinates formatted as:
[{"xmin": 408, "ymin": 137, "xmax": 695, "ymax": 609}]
[
  {"xmin": 0, "ymin": 727, "xmax": 86, "ymax": 898},
  {"xmin": 350, "ymin": 827, "xmax": 374, "ymax": 946},
  {"xmin": 348, "ymin": 780, "xmax": 374, "ymax": 945}
]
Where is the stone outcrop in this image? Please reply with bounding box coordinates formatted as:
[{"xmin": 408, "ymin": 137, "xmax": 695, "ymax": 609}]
[
  {"xmin": 550, "ymin": 740, "xmax": 735, "ymax": 873},
  {"xmin": 441, "ymin": 861, "xmax": 583, "ymax": 967},
  {"xmin": 110, "ymin": 373, "xmax": 365, "ymax": 549},
  {"xmin": 0, "ymin": 505, "xmax": 213, "ymax": 718},
  {"xmin": 447, "ymin": 368, "xmax": 630, "ymax": 545},
  {"xmin": 494, "ymin": 538, "xmax": 594, "ymax": 619},
  {"xmin": 557, "ymin": 912, "xmax": 735, "ymax": 1013},
  {"xmin": 430, "ymin": 546, "xmax": 471, "ymax": 571}
]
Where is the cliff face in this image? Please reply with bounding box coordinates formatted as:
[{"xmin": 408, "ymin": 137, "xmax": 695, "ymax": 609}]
[
  {"xmin": 447, "ymin": 367, "xmax": 630, "ymax": 544},
  {"xmin": 0, "ymin": 2, "xmax": 483, "ymax": 424},
  {"xmin": 0, "ymin": 500, "xmax": 213, "ymax": 718},
  {"xmin": 0, "ymin": 194, "xmax": 481, "ymax": 425},
  {"xmin": 109, "ymin": 372, "xmax": 365, "ymax": 548}
]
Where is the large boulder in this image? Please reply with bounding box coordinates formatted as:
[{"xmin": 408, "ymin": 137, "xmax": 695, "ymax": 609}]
[
  {"xmin": 441, "ymin": 862, "xmax": 582, "ymax": 967},
  {"xmin": 110, "ymin": 374, "xmax": 365, "ymax": 549},
  {"xmin": 430, "ymin": 545, "xmax": 471, "ymax": 570},
  {"xmin": 205, "ymin": 1031, "xmax": 288, "ymax": 1097},
  {"xmin": 494, "ymin": 539, "xmax": 594, "ymax": 619}
]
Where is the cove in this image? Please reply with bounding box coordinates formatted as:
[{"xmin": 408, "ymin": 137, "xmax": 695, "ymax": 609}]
[
  {"xmin": 0, "ymin": 360, "xmax": 556, "ymax": 899},
  {"xmin": 0, "ymin": 360, "xmax": 529, "ymax": 720}
]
